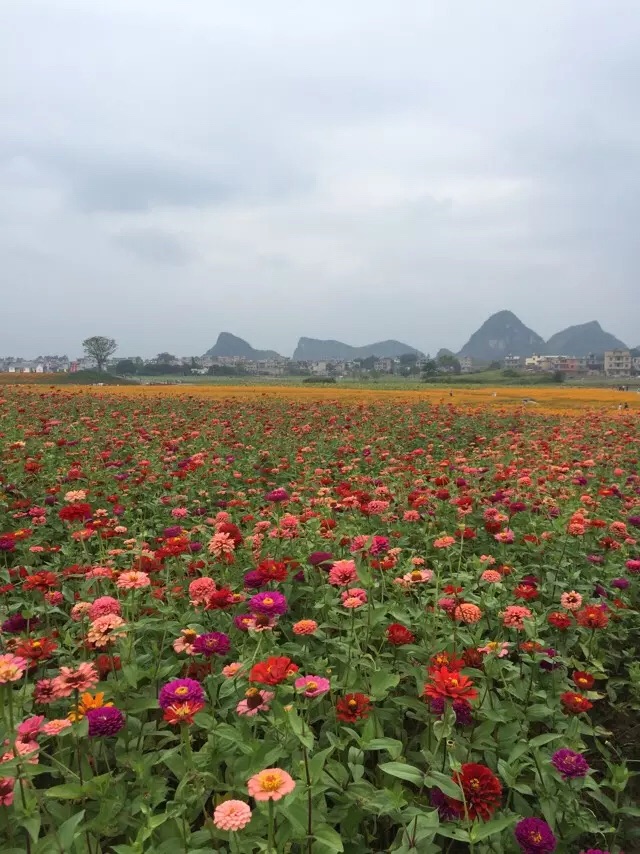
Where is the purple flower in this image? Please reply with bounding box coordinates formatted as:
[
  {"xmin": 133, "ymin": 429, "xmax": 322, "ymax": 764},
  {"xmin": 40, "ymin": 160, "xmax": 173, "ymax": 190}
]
[
  {"xmin": 86, "ymin": 706, "xmax": 125, "ymax": 737},
  {"xmin": 429, "ymin": 697, "xmax": 473, "ymax": 726},
  {"xmin": 551, "ymin": 748, "xmax": 590, "ymax": 780},
  {"xmin": 308, "ymin": 551, "xmax": 333, "ymax": 570},
  {"xmin": 249, "ymin": 591, "xmax": 288, "ymax": 617},
  {"xmin": 612, "ymin": 577, "xmax": 629, "ymax": 590},
  {"xmin": 192, "ymin": 632, "xmax": 231, "ymax": 657},
  {"xmin": 265, "ymin": 488, "xmax": 289, "ymax": 503},
  {"xmin": 369, "ymin": 535, "xmax": 389, "ymax": 555},
  {"xmin": 581, "ymin": 849, "xmax": 611, "ymax": 854},
  {"xmin": 627, "ymin": 515, "xmax": 640, "ymax": 528},
  {"xmin": 163, "ymin": 526, "xmax": 182, "ymax": 538},
  {"xmin": 158, "ymin": 678, "xmax": 205, "ymax": 710},
  {"xmin": 243, "ymin": 570, "xmax": 266, "ymax": 589},
  {"xmin": 514, "ymin": 817, "xmax": 557, "ymax": 853},
  {"xmin": 189, "ymin": 541, "xmax": 203, "ymax": 553},
  {"xmin": 587, "ymin": 554, "xmax": 604, "ymax": 565},
  {"xmin": 430, "ymin": 787, "xmax": 459, "ymax": 821},
  {"xmin": 1, "ymin": 614, "xmax": 39, "ymax": 634},
  {"xmin": 0, "ymin": 537, "xmax": 15, "ymax": 552}
]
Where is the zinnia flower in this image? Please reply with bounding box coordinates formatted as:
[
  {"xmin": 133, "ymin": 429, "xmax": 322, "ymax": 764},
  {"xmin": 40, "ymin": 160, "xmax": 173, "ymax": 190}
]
[
  {"xmin": 250, "ymin": 657, "xmax": 298, "ymax": 686},
  {"xmin": 247, "ymin": 768, "xmax": 295, "ymax": 801},
  {"xmin": 551, "ymin": 748, "xmax": 590, "ymax": 780},
  {"xmin": 159, "ymin": 678, "xmax": 205, "ymax": 710},
  {"xmin": 514, "ymin": 817, "xmax": 557, "ymax": 853},
  {"xmin": 560, "ymin": 591, "xmax": 582, "ymax": 611},
  {"xmin": 423, "ymin": 667, "xmax": 478, "ymax": 702},
  {"xmin": 576, "ymin": 605, "xmax": 609, "ymax": 629},
  {"xmin": 336, "ymin": 693, "xmax": 371, "ymax": 722},
  {"xmin": 86, "ymin": 706, "xmax": 125, "ymax": 737},
  {"xmin": 502, "ymin": 605, "xmax": 533, "ymax": 630},
  {"xmin": 292, "ymin": 619, "xmax": 318, "ymax": 635},
  {"xmin": 561, "ymin": 691, "xmax": 593, "ymax": 715},
  {"xmin": 445, "ymin": 763, "xmax": 502, "ymax": 821},
  {"xmin": 294, "ymin": 675, "xmax": 330, "ymax": 698},
  {"xmin": 328, "ymin": 560, "xmax": 358, "ymax": 586},
  {"xmin": 213, "ymin": 799, "xmax": 252, "ymax": 831},
  {"xmin": 163, "ymin": 701, "xmax": 206, "ymax": 725},
  {"xmin": 454, "ymin": 603, "xmax": 482, "ymax": 624},
  {"xmin": 52, "ymin": 663, "xmax": 99, "ymax": 697},
  {"xmin": 192, "ymin": 631, "xmax": 231, "ymax": 657},
  {"xmin": 248, "ymin": 591, "xmax": 288, "ymax": 617},
  {"xmin": 0, "ymin": 653, "xmax": 28, "ymax": 683},
  {"xmin": 386, "ymin": 623, "xmax": 416, "ymax": 645},
  {"xmin": 237, "ymin": 688, "xmax": 274, "ymax": 716}
]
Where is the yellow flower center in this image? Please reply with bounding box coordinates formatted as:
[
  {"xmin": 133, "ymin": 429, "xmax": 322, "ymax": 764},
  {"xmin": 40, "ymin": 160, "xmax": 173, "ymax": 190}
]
[
  {"xmin": 175, "ymin": 686, "xmax": 189, "ymax": 696},
  {"xmin": 306, "ymin": 681, "xmax": 317, "ymax": 691},
  {"xmin": 260, "ymin": 773, "xmax": 282, "ymax": 792},
  {"xmin": 263, "ymin": 597, "xmax": 274, "ymax": 606}
]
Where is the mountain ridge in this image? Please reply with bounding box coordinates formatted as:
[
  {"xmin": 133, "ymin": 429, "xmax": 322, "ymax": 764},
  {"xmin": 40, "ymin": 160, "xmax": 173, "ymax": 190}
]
[
  {"xmin": 457, "ymin": 311, "xmax": 546, "ymax": 360},
  {"xmin": 204, "ymin": 332, "xmax": 280, "ymax": 360},
  {"xmin": 292, "ymin": 337, "xmax": 425, "ymax": 361},
  {"xmin": 545, "ymin": 321, "xmax": 626, "ymax": 355}
]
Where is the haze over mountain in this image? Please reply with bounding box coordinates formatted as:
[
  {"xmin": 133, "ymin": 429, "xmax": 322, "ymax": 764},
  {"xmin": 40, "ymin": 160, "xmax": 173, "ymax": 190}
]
[
  {"xmin": 204, "ymin": 332, "xmax": 280, "ymax": 360},
  {"xmin": 292, "ymin": 338, "xmax": 424, "ymax": 361},
  {"xmin": 545, "ymin": 322, "xmax": 626, "ymax": 356},
  {"xmin": 458, "ymin": 311, "xmax": 546, "ymax": 360}
]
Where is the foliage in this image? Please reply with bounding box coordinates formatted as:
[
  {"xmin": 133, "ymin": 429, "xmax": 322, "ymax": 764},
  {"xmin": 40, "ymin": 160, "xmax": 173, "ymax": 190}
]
[
  {"xmin": 82, "ymin": 337, "xmax": 117, "ymax": 372},
  {"xmin": 0, "ymin": 388, "xmax": 638, "ymax": 853}
]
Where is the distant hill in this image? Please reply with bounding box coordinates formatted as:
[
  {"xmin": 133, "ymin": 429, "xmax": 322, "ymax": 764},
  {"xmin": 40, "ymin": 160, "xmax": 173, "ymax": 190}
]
[
  {"xmin": 292, "ymin": 337, "xmax": 425, "ymax": 361},
  {"xmin": 458, "ymin": 311, "xmax": 545, "ymax": 360},
  {"xmin": 204, "ymin": 333, "xmax": 280, "ymax": 360},
  {"xmin": 545, "ymin": 321, "xmax": 626, "ymax": 356}
]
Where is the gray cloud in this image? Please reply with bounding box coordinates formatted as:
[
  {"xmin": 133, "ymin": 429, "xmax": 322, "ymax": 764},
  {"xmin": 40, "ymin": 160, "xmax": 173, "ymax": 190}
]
[
  {"xmin": 1, "ymin": 0, "xmax": 639, "ymax": 357},
  {"xmin": 114, "ymin": 228, "xmax": 194, "ymax": 265}
]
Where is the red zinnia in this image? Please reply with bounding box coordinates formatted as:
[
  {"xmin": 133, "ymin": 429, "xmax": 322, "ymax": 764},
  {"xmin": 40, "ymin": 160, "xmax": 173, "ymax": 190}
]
[
  {"xmin": 249, "ymin": 656, "xmax": 298, "ymax": 686},
  {"xmin": 572, "ymin": 670, "xmax": 594, "ymax": 690},
  {"xmin": 429, "ymin": 651, "xmax": 464, "ymax": 671},
  {"xmin": 163, "ymin": 700, "xmax": 205, "ymax": 725},
  {"xmin": 547, "ymin": 611, "xmax": 572, "ymax": 630},
  {"xmin": 336, "ymin": 693, "xmax": 371, "ymax": 722},
  {"xmin": 446, "ymin": 763, "xmax": 502, "ymax": 821},
  {"xmin": 423, "ymin": 667, "xmax": 478, "ymax": 702},
  {"xmin": 561, "ymin": 691, "xmax": 593, "ymax": 715},
  {"xmin": 386, "ymin": 624, "xmax": 415, "ymax": 646},
  {"xmin": 576, "ymin": 605, "xmax": 609, "ymax": 629},
  {"xmin": 14, "ymin": 637, "xmax": 57, "ymax": 664}
]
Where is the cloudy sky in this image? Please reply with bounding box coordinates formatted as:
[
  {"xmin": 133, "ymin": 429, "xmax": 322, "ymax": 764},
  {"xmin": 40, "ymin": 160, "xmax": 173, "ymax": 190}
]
[{"xmin": 2, "ymin": 1, "xmax": 639, "ymax": 358}]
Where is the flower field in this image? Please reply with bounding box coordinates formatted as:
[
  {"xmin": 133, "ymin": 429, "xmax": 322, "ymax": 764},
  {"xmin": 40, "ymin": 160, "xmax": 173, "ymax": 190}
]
[{"xmin": 0, "ymin": 385, "xmax": 638, "ymax": 854}]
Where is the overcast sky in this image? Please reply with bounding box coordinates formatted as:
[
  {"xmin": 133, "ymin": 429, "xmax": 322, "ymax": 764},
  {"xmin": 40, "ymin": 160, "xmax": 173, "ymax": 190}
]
[{"xmin": 2, "ymin": 1, "xmax": 639, "ymax": 358}]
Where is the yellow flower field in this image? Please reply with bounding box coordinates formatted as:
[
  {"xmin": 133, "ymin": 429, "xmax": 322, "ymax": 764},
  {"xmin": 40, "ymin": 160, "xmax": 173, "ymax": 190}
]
[{"xmin": 2, "ymin": 377, "xmax": 639, "ymax": 413}]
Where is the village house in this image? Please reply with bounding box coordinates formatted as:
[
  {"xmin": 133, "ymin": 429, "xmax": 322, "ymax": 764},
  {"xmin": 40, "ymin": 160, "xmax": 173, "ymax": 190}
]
[{"xmin": 604, "ymin": 349, "xmax": 632, "ymax": 377}]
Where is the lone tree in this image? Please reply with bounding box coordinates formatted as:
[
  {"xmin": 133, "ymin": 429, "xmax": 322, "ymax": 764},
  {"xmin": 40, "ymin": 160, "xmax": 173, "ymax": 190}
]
[{"xmin": 82, "ymin": 336, "xmax": 117, "ymax": 371}]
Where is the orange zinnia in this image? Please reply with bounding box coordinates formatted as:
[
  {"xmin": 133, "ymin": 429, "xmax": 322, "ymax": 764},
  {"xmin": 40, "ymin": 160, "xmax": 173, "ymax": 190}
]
[
  {"xmin": 423, "ymin": 666, "xmax": 478, "ymax": 702},
  {"xmin": 68, "ymin": 691, "xmax": 113, "ymax": 722}
]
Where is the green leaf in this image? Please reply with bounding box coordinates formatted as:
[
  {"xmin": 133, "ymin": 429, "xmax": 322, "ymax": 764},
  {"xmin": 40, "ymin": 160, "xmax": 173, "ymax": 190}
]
[
  {"xmin": 529, "ymin": 732, "xmax": 563, "ymax": 748},
  {"xmin": 363, "ymin": 737, "xmax": 403, "ymax": 760},
  {"xmin": 19, "ymin": 816, "xmax": 41, "ymax": 844},
  {"xmin": 57, "ymin": 809, "xmax": 86, "ymax": 850},
  {"xmin": 379, "ymin": 762, "xmax": 424, "ymax": 785},
  {"xmin": 370, "ymin": 670, "xmax": 400, "ymax": 700},
  {"xmin": 314, "ymin": 823, "xmax": 345, "ymax": 852},
  {"xmin": 45, "ymin": 783, "xmax": 85, "ymax": 800},
  {"xmin": 469, "ymin": 815, "xmax": 518, "ymax": 842},
  {"xmin": 309, "ymin": 746, "xmax": 335, "ymax": 782},
  {"xmin": 424, "ymin": 772, "xmax": 461, "ymax": 800}
]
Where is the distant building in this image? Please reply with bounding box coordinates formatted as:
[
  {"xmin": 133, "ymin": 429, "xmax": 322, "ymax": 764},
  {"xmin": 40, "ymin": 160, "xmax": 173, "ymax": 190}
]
[
  {"xmin": 503, "ymin": 354, "xmax": 522, "ymax": 369},
  {"xmin": 604, "ymin": 349, "xmax": 632, "ymax": 377},
  {"xmin": 459, "ymin": 356, "xmax": 474, "ymax": 373}
]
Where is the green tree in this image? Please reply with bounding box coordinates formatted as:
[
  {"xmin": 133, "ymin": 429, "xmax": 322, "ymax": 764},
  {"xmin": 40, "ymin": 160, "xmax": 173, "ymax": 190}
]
[
  {"xmin": 421, "ymin": 359, "xmax": 438, "ymax": 378},
  {"xmin": 437, "ymin": 354, "xmax": 461, "ymax": 374},
  {"xmin": 82, "ymin": 336, "xmax": 117, "ymax": 371},
  {"xmin": 115, "ymin": 359, "xmax": 137, "ymax": 376}
]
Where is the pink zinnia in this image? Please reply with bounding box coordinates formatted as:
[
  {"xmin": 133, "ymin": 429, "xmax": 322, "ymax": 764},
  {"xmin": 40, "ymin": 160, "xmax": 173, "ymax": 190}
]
[
  {"xmin": 116, "ymin": 570, "xmax": 150, "ymax": 590},
  {"xmin": 189, "ymin": 577, "xmax": 216, "ymax": 605},
  {"xmin": 88, "ymin": 596, "xmax": 121, "ymax": 621},
  {"xmin": 292, "ymin": 619, "xmax": 318, "ymax": 635},
  {"xmin": 52, "ymin": 662, "xmax": 99, "ymax": 697},
  {"xmin": 328, "ymin": 560, "xmax": 358, "ymax": 587},
  {"xmin": 560, "ymin": 591, "xmax": 582, "ymax": 611},
  {"xmin": 213, "ymin": 799, "xmax": 252, "ymax": 831},
  {"xmin": 295, "ymin": 675, "xmax": 330, "ymax": 698},
  {"xmin": 42, "ymin": 719, "xmax": 72, "ymax": 736},
  {"xmin": 0, "ymin": 778, "xmax": 15, "ymax": 807},
  {"xmin": 502, "ymin": 605, "xmax": 533, "ymax": 630},
  {"xmin": 0, "ymin": 653, "xmax": 27, "ymax": 683},
  {"xmin": 236, "ymin": 689, "xmax": 274, "ymax": 716},
  {"xmin": 247, "ymin": 768, "xmax": 296, "ymax": 801}
]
